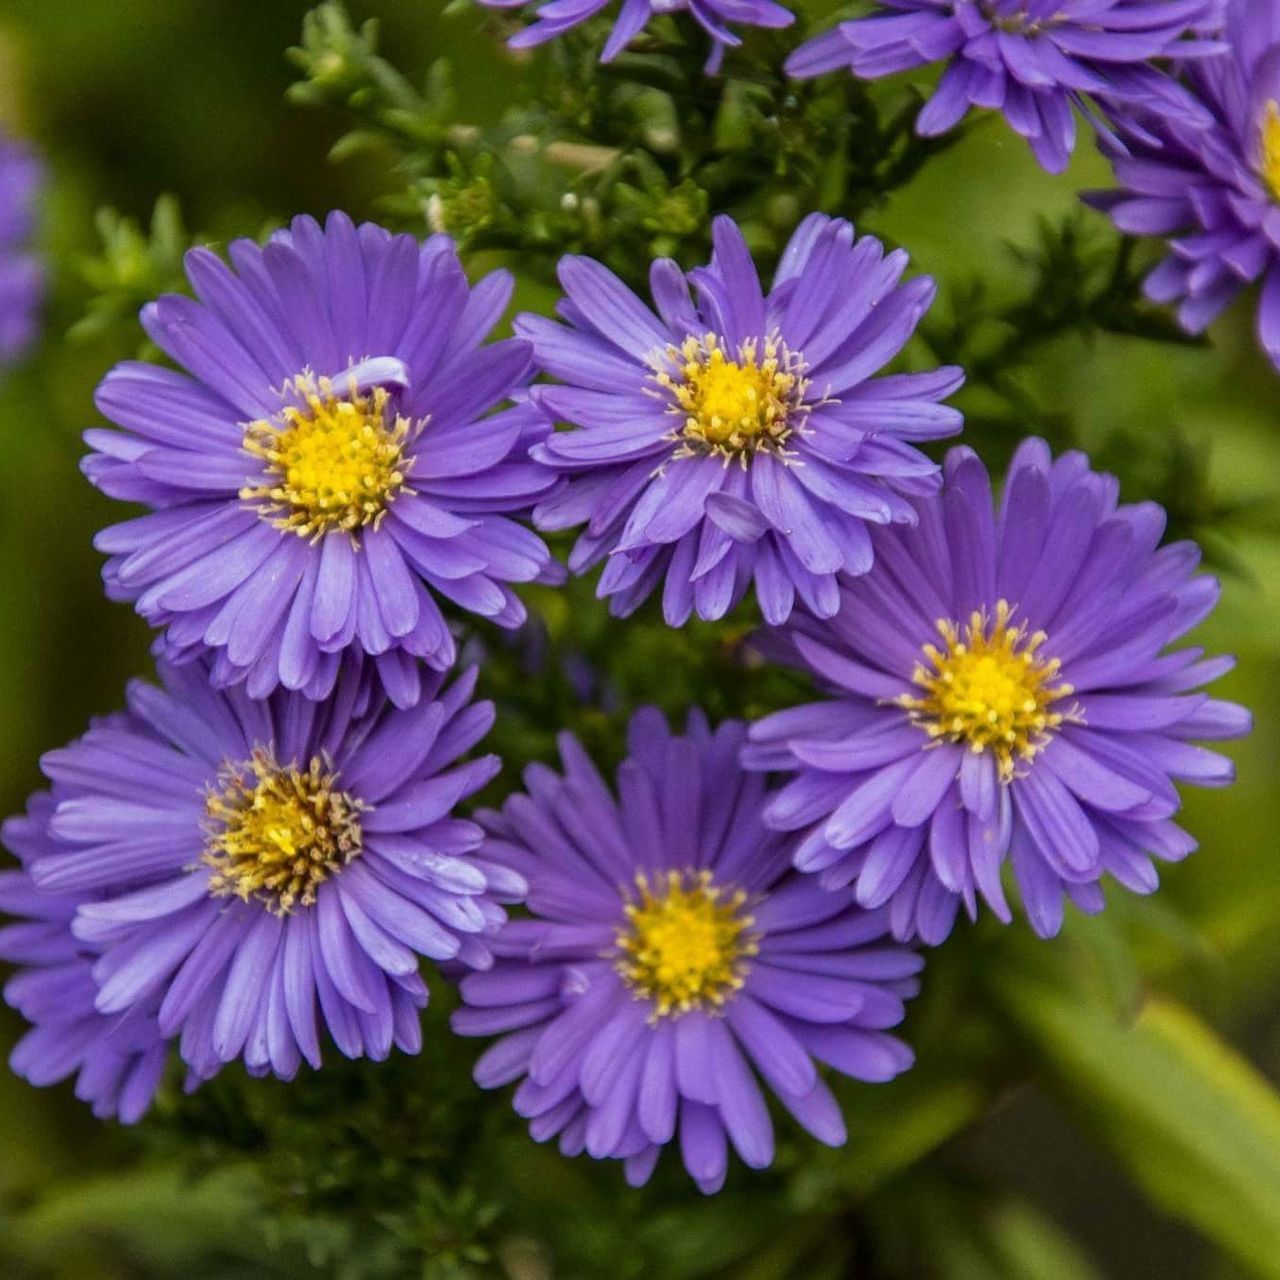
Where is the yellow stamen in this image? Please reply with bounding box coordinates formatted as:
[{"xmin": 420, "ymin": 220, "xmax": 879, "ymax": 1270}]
[
  {"xmin": 202, "ymin": 748, "xmax": 366, "ymax": 914},
  {"xmin": 896, "ymin": 600, "xmax": 1081, "ymax": 783},
  {"xmin": 615, "ymin": 869, "xmax": 758, "ymax": 1020},
  {"xmin": 1262, "ymin": 100, "xmax": 1280, "ymax": 202},
  {"xmin": 241, "ymin": 373, "xmax": 414, "ymax": 542},
  {"xmin": 653, "ymin": 333, "xmax": 808, "ymax": 459}
]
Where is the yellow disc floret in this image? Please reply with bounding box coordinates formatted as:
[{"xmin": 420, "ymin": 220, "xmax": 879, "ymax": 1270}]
[
  {"xmin": 241, "ymin": 373, "xmax": 414, "ymax": 541},
  {"xmin": 615, "ymin": 869, "xmax": 758, "ymax": 1019},
  {"xmin": 203, "ymin": 748, "xmax": 366, "ymax": 914},
  {"xmin": 654, "ymin": 333, "xmax": 809, "ymax": 459},
  {"xmin": 897, "ymin": 600, "xmax": 1080, "ymax": 783},
  {"xmin": 1262, "ymin": 100, "xmax": 1280, "ymax": 202}
]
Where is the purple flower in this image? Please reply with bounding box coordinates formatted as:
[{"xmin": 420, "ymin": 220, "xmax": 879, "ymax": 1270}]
[
  {"xmin": 84, "ymin": 212, "xmax": 563, "ymax": 711},
  {"xmin": 453, "ymin": 710, "xmax": 919, "ymax": 1193},
  {"xmin": 0, "ymin": 793, "xmax": 169, "ymax": 1123},
  {"xmin": 479, "ymin": 0, "xmax": 794, "ymax": 72},
  {"xmin": 526, "ymin": 214, "xmax": 962, "ymax": 627},
  {"xmin": 1087, "ymin": 1, "xmax": 1280, "ymax": 364},
  {"xmin": 13, "ymin": 661, "xmax": 524, "ymax": 1084},
  {"xmin": 787, "ymin": 1, "xmax": 1225, "ymax": 174},
  {"xmin": 745, "ymin": 441, "xmax": 1250, "ymax": 944},
  {"xmin": 0, "ymin": 133, "xmax": 42, "ymax": 364}
]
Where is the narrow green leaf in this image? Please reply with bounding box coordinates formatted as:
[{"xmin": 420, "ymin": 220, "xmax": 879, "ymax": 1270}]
[{"xmin": 1001, "ymin": 983, "xmax": 1280, "ymax": 1278}]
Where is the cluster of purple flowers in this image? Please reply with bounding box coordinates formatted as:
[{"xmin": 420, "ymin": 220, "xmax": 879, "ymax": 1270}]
[
  {"xmin": 788, "ymin": 0, "xmax": 1225, "ymax": 174},
  {"xmin": 0, "ymin": 1, "xmax": 1261, "ymax": 1195},
  {"xmin": 0, "ymin": 201, "xmax": 1247, "ymax": 1192},
  {"xmin": 481, "ymin": 0, "xmax": 1223, "ymax": 171},
  {"xmin": 472, "ymin": 0, "xmax": 1280, "ymax": 375}
]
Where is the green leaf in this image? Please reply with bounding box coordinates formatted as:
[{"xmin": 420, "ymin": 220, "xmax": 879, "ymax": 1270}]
[
  {"xmin": 982, "ymin": 1200, "xmax": 1104, "ymax": 1280},
  {"xmin": 8, "ymin": 1164, "xmax": 265, "ymax": 1274},
  {"xmin": 69, "ymin": 195, "xmax": 193, "ymax": 351},
  {"xmin": 1000, "ymin": 983, "xmax": 1280, "ymax": 1278}
]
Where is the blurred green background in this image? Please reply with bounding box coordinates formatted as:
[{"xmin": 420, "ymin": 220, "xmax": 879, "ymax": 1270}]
[{"xmin": 0, "ymin": 1, "xmax": 1277, "ymax": 1276}]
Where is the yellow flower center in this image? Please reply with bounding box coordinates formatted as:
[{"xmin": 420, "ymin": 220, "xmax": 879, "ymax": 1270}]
[
  {"xmin": 202, "ymin": 749, "xmax": 366, "ymax": 914},
  {"xmin": 241, "ymin": 374, "xmax": 414, "ymax": 541},
  {"xmin": 615, "ymin": 869, "xmax": 758, "ymax": 1019},
  {"xmin": 897, "ymin": 600, "xmax": 1080, "ymax": 783},
  {"xmin": 655, "ymin": 333, "xmax": 807, "ymax": 457},
  {"xmin": 1262, "ymin": 101, "xmax": 1280, "ymax": 202}
]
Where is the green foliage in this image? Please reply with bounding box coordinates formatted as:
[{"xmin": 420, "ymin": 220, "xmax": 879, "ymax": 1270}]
[
  {"xmin": 286, "ymin": 0, "xmax": 963, "ymax": 287},
  {"xmin": 0, "ymin": 1164, "xmax": 272, "ymax": 1279},
  {"xmin": 923, "ymin": 214, "xmax": 1201, "ymax": 440},
  {"xmin": 999, "ymin": 980, "xmax": 1280, "ymax": 1280},
  {"xmin": 68, "ymin": 196, "xmax": 192, "ymax": 353}
]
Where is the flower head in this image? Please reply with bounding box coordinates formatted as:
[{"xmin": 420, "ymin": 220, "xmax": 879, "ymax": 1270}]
[
  {"xmin": 84, "ymin": 212, "xmax": 562, "ymax": 710},
  {"xmin": 0, "ymin": 133, "xmax": 42, "ymax": 364},
  {"xmin": 527, "ymin": 214, "xmax": 962, "ymax": 627},
  {"xmin": 0, "ymin": 793, "xmax": 169, "ymax": 1122},
  {"xmin": 453, "ymin": 710, "xmax": 919, "ymax": 1193},
  {"xmin": 1088, "ymin": 0, "xmax": 1280, "ymax": 364},
  {"xmin": 787, "ymin": 1, "xmax": 1225, "ymax": 173},
  {"xmin": 746, "ymin": 441, "xmax": 1250, "ymax": 944},
  {"xmin": 479, "ymin": 0, "xmax": 794, "ymax": 72},
  {"xmin": 12, "ymin": 661, "xmax": 523, "ymax": 1082}
]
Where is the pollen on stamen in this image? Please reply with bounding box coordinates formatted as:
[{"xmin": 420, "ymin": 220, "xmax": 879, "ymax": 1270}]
[
  {"xmin": 1261, "ymin": 100, "xmax": 1280, "ymax": 204},
  {"xmin": 240, "ymin": 373, "xmax": 416, "ymax": 542},
  {"xmin": 652, "ymin": 332, "xmax": 810, "ymax": 461},
  {"xmin": 615, "ymin": 868, "xmax": 758, "ymax": 1020},
  {"xmin": 896, "ymin": 599, "xmax": 1081, "ymax": 782},
  {"xmin": 202, "ymin": 748, "xmax": 367, "ymax": 915}
]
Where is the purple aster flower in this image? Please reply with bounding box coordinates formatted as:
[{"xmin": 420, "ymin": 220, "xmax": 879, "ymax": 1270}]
[
  {"xmin": 84, "ymin": 212, "xmax": 563, "ymax": 711},
  {"xmin": 525, "ymin": 214, "xmax": 963, "ymax": 627},
  {"xmin": 453, "ymin": 710, "xmax": 919, "ymax": 1193},
  {"xmin": 479, "ymin": 0, "xmax": 794, "ymax": 73},
  {"xmin": 745, "ymin": 440, "xmax": 1250, "ymax": 944},
  {"xmin": 1087, "ymin": 1, "xmax": 1280, "ymax": 364},
  {"xmin": 13, "ymin": 660, "xmax": 524, "ymax": 1083},
  {"xmin": 0, "ymin": 132, "xmax": 42, "ymax": 364},
  {"xmin": 0, "ymin": 794, "xmax": 169, "ymax": 1123},
  {"xmin": 786, "ymin": 1, "xmax": 1225, "ymax": 174}
]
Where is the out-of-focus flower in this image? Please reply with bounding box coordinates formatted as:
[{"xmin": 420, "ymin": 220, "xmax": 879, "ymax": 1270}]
[{"xmin": 0, "ymin": 133, "xmax": 42, "ymax": 364}]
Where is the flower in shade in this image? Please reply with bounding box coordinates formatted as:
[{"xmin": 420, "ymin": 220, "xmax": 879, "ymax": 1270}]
[
  {"xmin": 0, "ymin": 132, "xmax": 42, "ymax": 365},
  {"xmin": 745, "ymin": 441, "xmax": 1250, "ymax": 944},
  {"xmin": 14, "ymin": 661, "xmax": 523, "ymax": 1083},
  {"xmin": 526, "ymin": 214, "xmax": 962, "ymax": 627},
  {"xmin": 453, "ymin": 709, "xmax": 919, "ymax": 1193},
  {"xmin": 0, "ymin": 793, "xmax": 169, "ymax": 1122},
  {"xmin": 786, "ymin": 1, "xmax": 1225, "ymax": 174},
  {"xmin": 479, "ymin": 0, "xmax": 794, "ymax": 73},
  {"xmin": 84, "ymin": 212, "xmax": 562, "ymax": 710},
  {"xmin": 1086, "ymin": 0, "xmax": 1280, "ymax": 364}
]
